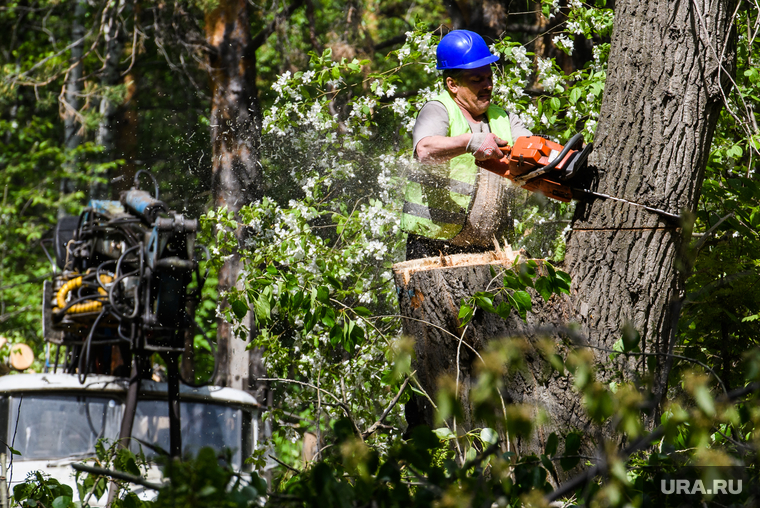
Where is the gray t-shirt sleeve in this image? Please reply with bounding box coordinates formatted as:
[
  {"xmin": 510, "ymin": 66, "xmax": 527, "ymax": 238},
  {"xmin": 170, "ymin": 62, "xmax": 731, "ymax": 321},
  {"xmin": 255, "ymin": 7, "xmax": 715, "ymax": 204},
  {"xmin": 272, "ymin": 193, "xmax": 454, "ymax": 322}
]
[
  {"xmin": 412, "ymin": 101, "xmax": 449, "ymax": 155},
  {"xmin": 508, "ymin": 111, "xmax": 532, "ymax": 140}
]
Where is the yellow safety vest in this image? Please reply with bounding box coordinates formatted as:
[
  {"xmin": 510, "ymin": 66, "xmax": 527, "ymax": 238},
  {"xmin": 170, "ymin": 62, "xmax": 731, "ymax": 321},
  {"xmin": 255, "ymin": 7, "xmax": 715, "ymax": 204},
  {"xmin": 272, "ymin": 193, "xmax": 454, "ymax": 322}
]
[{"xmin": 402, "ymin": 92, "xmax": 513, "ymax": 240}]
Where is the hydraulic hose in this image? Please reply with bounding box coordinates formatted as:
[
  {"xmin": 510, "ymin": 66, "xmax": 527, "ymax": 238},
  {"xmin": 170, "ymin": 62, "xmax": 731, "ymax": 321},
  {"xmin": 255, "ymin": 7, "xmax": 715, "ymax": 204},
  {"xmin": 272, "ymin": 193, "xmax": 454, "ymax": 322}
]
[{"xmin": 55, "ymin": 273, "xmax": 114, "ymax": 314}]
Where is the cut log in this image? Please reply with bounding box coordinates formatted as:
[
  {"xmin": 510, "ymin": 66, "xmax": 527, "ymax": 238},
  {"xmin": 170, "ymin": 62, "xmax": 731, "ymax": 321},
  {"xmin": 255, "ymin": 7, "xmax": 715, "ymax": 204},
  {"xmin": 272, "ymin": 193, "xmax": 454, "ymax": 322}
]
[{"xmin": 394, "ymin": 245, "xmax": 584, "ymax": 457}]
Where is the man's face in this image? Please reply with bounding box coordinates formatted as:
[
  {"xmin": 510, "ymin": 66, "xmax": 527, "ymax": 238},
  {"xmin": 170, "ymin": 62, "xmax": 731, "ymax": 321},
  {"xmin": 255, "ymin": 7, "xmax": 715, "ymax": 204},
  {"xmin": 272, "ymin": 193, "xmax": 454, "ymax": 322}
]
[{"xmin": 447, "ymin": 66, "xmax": 493, "ymax": 118}]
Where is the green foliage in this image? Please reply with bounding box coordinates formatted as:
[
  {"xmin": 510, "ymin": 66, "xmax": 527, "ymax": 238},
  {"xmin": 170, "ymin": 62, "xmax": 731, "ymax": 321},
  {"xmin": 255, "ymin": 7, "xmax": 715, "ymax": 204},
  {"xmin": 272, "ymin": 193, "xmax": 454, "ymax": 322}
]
[
  {"xmin": 12, "ymin": 472, "xmax": 76, "ymax": 508},
  {"xmin": 459, "ymin": 259, "xmax": 571, "ymax": 325},
  {"xmin": 152, "ymin": 448, "xmax": 265, "ymax": 508},
  {"xmin": 680, "ymin": 6, "xmax": 760, "ymax": 393}
]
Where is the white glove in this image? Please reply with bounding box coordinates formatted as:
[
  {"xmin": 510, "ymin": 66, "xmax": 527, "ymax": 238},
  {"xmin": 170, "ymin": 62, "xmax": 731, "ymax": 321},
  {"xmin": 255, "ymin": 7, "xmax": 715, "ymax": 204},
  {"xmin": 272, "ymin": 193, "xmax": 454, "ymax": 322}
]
[{"xmin": 467, "ymin": 133, "xmax": 507, "ymax": 161}]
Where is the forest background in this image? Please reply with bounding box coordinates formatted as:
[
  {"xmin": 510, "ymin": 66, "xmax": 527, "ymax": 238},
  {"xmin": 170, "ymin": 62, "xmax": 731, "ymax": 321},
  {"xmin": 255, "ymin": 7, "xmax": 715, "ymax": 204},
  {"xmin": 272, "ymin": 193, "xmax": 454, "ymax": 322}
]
[{"xmin": 2, "ymin": 0, "xmax": 760, "ymax": 506}]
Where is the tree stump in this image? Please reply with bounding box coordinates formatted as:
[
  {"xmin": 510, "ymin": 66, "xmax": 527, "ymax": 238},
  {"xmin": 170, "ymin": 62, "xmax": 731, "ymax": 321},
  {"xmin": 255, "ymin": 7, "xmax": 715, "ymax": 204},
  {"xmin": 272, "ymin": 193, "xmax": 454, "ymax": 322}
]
[{"xmin": 394, "ymin": 246, "xmax": 584, "ymax": 456}]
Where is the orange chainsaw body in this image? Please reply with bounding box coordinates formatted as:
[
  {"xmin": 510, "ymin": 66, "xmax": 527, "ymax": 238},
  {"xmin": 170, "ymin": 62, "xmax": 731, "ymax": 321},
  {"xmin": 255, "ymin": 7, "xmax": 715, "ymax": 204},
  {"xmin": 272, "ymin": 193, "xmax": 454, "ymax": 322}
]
[{"xmin": 476, "ymin": 135, "xmax": 590, "ymax": 203}]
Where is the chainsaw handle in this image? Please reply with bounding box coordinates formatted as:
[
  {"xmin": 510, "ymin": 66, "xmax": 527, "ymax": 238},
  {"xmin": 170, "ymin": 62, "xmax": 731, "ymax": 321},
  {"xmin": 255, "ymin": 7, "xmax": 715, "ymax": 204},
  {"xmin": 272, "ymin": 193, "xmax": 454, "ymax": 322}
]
[{"xmin": 538, "ymin": 132, "xmax": 584, "ymax": 173}]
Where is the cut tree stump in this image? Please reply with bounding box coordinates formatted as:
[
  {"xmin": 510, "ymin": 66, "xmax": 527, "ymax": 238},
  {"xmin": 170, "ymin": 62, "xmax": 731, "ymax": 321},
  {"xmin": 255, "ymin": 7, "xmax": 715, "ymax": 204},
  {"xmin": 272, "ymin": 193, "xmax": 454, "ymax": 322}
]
[{"xmin": 393, "ymin": 244, "xmax": 584, "ymax": 456}]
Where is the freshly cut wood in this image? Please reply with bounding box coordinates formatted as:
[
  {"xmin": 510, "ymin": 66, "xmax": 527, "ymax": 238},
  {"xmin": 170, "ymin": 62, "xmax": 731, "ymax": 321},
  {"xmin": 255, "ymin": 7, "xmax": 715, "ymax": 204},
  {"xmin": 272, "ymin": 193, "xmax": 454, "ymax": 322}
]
[
  {"xmin": 393, "ymin": 245, "xmax": 521, "ymax": 285},
  {"xmin": 394, "ymin": 244, "xmax": 577, "ymax": 455}
]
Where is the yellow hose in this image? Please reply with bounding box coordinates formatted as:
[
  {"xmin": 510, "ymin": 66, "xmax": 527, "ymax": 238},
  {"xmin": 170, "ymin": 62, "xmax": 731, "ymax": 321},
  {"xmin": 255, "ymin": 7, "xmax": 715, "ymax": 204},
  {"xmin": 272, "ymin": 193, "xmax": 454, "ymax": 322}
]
[{"xmin": 54, "ymin": 273, "xmax": 113, "ymax": 314}]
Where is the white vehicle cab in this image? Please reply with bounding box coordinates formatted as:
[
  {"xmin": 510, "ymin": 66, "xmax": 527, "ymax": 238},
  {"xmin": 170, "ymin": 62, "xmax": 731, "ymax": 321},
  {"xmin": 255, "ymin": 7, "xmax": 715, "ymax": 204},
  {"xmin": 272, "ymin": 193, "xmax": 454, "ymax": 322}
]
[{"xmin": 0, "ymin": 373, "xmax": 259, "ymax": 504}]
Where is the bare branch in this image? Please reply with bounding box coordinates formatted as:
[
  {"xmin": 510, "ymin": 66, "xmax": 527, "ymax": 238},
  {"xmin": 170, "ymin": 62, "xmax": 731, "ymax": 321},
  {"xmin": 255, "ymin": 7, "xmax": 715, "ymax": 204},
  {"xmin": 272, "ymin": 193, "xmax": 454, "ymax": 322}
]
[
  {"xmin": 269, "ymin": 454, "xmax": 302, "ymax": 474},
  {"xmin": 251, "ymin": 0, "xmax": 306, "ymax": 51},
  {"xmin": 362, "ymin": 374, "xmax": 412, "ymax": 438}
]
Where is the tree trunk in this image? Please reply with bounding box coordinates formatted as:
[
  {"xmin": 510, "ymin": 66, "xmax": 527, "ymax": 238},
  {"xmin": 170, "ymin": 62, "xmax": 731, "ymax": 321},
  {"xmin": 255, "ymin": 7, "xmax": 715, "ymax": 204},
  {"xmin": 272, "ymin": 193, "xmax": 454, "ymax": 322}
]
[
  {"xmin": 397, "ymin": 0, "xmax": 736, "ymax": 448},
  {"xmin": 60, "ymin": 0, "xmax": 86, "ymax": 213},
  {"xmin": 565, "ymin": 0, "xmax": 735, "ymax": 411},
  {"xmin": 395, "ymin": 250, "xmax": 577, "ymax": 457},
  {"xmin": 92, "ymin": 0, "xmax": 128, "ymax": 201},
  {"xmin": 113, "ymin": 72, "xmax": 139, "ymax": 195},
  {"xmin": 205, "ymin": 0, "xmax": 262, "ymax": 391}
]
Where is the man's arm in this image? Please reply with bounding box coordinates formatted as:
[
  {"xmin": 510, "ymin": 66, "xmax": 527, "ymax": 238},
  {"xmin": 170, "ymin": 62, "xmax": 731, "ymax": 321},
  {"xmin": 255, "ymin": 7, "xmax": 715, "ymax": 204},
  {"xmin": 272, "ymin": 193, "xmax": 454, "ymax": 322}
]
[
  {"xmin": 412, "ymin": 101, "xmax": 503, "ymax": 163},
  {"xmin": 415, "ymin": 133, "xmax": 473, "ymax": 164}
]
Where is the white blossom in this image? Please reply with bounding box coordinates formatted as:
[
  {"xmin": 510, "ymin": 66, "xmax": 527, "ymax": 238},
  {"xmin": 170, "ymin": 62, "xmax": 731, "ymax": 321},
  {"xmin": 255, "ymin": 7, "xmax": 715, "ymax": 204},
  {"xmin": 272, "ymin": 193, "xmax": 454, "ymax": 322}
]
[
  {"xmin": 553, "ymin": 34, "xmax": 574, "ymax": 55},
  {"xmin": 391, "ymin": 98, "xmax": 408, "ymax": 115}
]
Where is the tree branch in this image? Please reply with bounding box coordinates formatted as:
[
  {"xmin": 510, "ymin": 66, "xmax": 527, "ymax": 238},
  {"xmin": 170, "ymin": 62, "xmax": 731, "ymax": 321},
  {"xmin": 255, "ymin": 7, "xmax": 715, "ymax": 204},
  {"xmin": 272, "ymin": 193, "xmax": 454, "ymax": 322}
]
[
  {"xmin": 269, "ymin": 454, "xmax": 301, "ymax": 474},
  {"xmin": 362, "ymin": 374, "xmax": 412, "ymax": 438},
  {"xmin": 250, "ymin": 0, "xmax": 306, "ymax": 51},
  {"xmin": 71, "ymin": 463, "xmax": 162, "ymax": 491}
]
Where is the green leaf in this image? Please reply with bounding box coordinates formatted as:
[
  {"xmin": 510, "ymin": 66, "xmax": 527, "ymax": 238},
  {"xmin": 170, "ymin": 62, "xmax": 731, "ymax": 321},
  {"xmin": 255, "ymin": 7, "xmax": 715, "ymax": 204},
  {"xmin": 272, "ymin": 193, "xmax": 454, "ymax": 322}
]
[
  {"xmin": 503, "ymin": 272, "xmax": 524, "ymax": 290},
  {"xmin": 569, "ymin": 87, "xmax": 582, "ymax": 104},
  {"xmin": 231, "ymin": 299, "xmax": 249, "ymax": 320},
  {"xmin": 480, "ymin": 427, "xmax": 499, "ymax": 445},
  {"xmin": 321, "ymin": 307, "xmax": 336, "ymax": 328},
  {"xmin": 555, "ymin": 270, "xmax": 572, "ymax": 293},
  {"xmin": 474, "ymin": 293, "xmax": 496, "ymax": 313},
  {"xmin": 254, "ymin": 293, "xmax": 270, "ymax": 322},
  {"xmin": 458, "ymin": 303, "xmax": 474, "ymax": 325},
  {"xmin": 495, "ymin": 300, "xmax": 512, "ymax": 320},
  {"xmin": 621, "ymin": 324, "xmax": 640, "ymax": 352},
  {"xmin": 512, "ymin": 290, "xmax": 533, "ymax": 314},
  {"xmin": 353, "ymin": 306, "xmax": 372, "ymax": 316},
  {"xmin": 694, "ymin": 384, "xmax": 716, "ymax": 416},
  {"xmin": 517, "ymin": 269, "xmax": 535, "ymax": 288},
  {"xmin": 93, "ymin": 477, "xmax": 107, "ymax": 500},
  {"xmin": 349, "ymin": 321, "xmax": 365, "ymax": 348},
  {"xmin": 52, "ymin": 496, "xmax": 72, "ymax": 508},
  {"xmin": 560, "ymin": 432, "xmax": 582, "ymax": 471},
  {"xmin": 545, "ymin": 432, "xmax": 558, "ymax": 456},
  {"xmin": 433, "ymin": 427, "xmax": 456, "ymax": 440},
  {"xmin": 540, "ymin": 454, "xmax": 556, "ymax": 477},
  {"xmin": 316, "ymin": 286, "xmax": 330, "ymax": 304},
  {"xmin": 325, "ymin": 274, "xmax": 343, "ymax": 290},
  {"xmin": 329, "ymin": 324, "xmax": 343, "ymax": 346},
  {"xmin": 534, "ymin": 277, "xmax": 553, "ymax": 301}
]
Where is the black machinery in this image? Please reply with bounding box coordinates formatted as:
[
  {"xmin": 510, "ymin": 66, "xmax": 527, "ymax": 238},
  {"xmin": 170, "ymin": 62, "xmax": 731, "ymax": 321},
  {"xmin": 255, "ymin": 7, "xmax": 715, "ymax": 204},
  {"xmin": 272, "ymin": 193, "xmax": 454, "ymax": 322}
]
[{"xmin": 41, "ymin": 171, "xmax": 210, "ymax": 458}]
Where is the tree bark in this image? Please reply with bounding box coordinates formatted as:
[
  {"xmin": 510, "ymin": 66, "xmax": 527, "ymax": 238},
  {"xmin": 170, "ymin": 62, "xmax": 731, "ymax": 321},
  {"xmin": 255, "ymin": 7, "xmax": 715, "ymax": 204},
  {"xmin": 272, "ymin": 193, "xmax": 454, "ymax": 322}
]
[
  {"xmin": 60, "ymin": 0, "xmax": 87, "ymax": 213},
  {"xmin": 566, "ymin": 0, "xmax": 735, "ymax": 412},
  {"xmin": 91, "ymin": 0, "xmax": 128, "ymax": 201},
  {"xmin": 395, "ymin": 251, "xmax": 578, "ymax": 458},
  {"xmin": 205, "ymin": 0, "xmax": 262, "ymax": 390},
  {"xmin": 396, "ymin": 0, "xmax": 736, "ymax": 450}
]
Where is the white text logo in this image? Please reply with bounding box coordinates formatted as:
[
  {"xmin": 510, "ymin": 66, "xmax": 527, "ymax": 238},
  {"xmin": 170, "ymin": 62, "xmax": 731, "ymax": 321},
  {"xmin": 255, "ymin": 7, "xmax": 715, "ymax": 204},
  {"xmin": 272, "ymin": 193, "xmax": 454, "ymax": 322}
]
[{"xmin": 661, "ymin": 479, "xmax": 742, "ymax": 495}]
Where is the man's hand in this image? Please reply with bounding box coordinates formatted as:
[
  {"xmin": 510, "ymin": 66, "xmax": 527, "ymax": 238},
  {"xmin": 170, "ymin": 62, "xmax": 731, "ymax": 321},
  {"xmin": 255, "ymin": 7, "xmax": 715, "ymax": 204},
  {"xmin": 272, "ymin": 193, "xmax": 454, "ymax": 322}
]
[{"xmin": 468, "ymin": 133, "xmax": 508, "ymax": 160}]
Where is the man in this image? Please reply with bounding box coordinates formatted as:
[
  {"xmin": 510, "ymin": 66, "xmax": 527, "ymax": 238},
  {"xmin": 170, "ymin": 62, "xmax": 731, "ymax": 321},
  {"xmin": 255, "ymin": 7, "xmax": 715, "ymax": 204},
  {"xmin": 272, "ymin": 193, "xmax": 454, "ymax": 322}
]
[{"xmin": 402, "ymin": 30, "xmax": 532, "ymax": 259}]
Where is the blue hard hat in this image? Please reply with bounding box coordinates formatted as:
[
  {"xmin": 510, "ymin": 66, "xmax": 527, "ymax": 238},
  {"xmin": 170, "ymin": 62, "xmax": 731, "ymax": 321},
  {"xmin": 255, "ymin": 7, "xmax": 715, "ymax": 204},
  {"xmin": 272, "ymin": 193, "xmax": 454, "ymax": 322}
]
[{"xmin": 436, "ymin": 30, "xmax": 499, "ymax": 70}]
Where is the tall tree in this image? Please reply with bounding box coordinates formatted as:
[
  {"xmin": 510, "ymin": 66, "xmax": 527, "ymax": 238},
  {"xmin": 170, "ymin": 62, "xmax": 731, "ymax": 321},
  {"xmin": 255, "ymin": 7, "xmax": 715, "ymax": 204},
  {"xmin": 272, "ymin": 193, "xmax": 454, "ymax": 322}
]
[
  {"xmin": 60, "ymin": 0, "xmax": 87, "ymax": 213},
  {"xmin": 205, "ymin": 0, "xmax": 262, "ymax": 390},
  {"xmin": 91, "ymin": 0, "xmax": 129, "ymax": 200},
  {"xmin": 565, "ymin": 0, "xmax": 736, "ymax": 416}
]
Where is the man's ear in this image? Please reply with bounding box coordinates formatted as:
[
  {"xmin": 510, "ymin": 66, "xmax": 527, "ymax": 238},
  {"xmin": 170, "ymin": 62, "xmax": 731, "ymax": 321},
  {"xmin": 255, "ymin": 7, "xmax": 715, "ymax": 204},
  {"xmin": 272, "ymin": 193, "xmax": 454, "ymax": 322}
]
[{"xmin": 445, "ymin": 76, "xmax": 458, "ymax": 94}]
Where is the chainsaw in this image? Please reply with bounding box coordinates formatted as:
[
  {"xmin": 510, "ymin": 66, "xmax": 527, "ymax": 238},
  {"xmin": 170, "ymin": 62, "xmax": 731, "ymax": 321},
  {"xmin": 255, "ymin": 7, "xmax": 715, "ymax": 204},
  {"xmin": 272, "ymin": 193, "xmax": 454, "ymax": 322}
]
[{"xmin": 476, "ymin": 133, "xmax": 680, "ymax": 222}]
